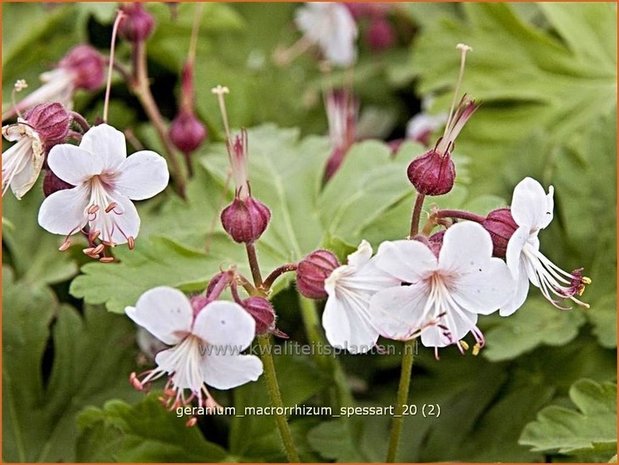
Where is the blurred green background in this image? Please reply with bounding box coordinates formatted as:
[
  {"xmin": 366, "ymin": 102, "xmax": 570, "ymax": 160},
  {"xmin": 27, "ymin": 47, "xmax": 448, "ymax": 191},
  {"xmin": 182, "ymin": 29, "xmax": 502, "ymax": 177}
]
[{"xmin": 2, "ymin": 2, "xmax": 616, "ymax": 462}]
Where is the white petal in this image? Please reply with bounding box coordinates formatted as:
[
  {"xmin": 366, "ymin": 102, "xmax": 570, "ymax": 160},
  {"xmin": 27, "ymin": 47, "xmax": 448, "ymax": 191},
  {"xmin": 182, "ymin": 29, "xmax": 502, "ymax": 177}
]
[
  {"xmin": 369, "ymin": 284, "xmax": 430, "ymax": 340},
  {"xmin": 10, "ymin": 146, "xmax": 44, "ymax": 199},
  {"xmin": 125, "ymin": 287, "xmax": 193, "ymax": 345},
  {"xmin": 451, "ymin": 257, "xmax": 515, "ymax": 315},
  {"xmin": 91, "ymin": 194, "xmax": 140, "ymax": 245},
  {"xmin": 114, "ymin": 150, "xmax": 169, "ymax": 200},
  {"xmin": 202, "ymin": 352, "xmax": 263, "ymax": 390},
  {"xmin": 511, "ymin": 177, "xmax": 554, "ymax": 229},
  {"xmin": 347, "ymin": 239, "xmax": 373, "ymax": 269},
  {"xmin": 506, "ymin": 226, "xmax": 530, "ymax": 279},
  {"xmin": 37, "ymin": 184, "xmax": 89, "ymax": 235},
  {"xmin": 47, "ymin": 144, "xmax": 103, "ymax": 185},
  {"xmin": 193, "ymin": 301, "xmax": 256, "ymax": 350},
  {"xmin": 79, "ymin": 123, "xmax": 127, "ymax": 170},
  {"xmin": 439, "ymin": 222, "xmax": 493, "ymax": 274},
  {"xmin": 322, "ymin": 293, "xmax": 379, "ymax": 353},
  {"xmin": 499, "ymin": 268, "xmax": 530, "ymax": 316},
  {"xmin": 374, "ymin": 240, "xmax": 437, "ymax": 283}
]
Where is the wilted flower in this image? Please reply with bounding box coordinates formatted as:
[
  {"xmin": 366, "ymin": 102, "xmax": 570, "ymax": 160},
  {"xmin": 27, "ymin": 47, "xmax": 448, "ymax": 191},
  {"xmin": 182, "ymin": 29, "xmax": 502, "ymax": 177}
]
[
  {"xmin": 2, "ymin": 103, "xmax": 71, "ymax": 199},
  {"xmin": 323, "ymin": 240, "xmax": 400, "ymax": 353},
  {"xmin": 502, "ymin": 177, "xmax": 590, "ymax": 315},
  {"xmin": 3, "ymin": 45, "xmax": 105, "ymax": 121},
  {"xmin": 126, "ymin": 286, "xmax": 263, "ymax": 412},
  {"xmin": 323, "ymin": 89, "xmax": 358, "ymax": 181},
  {"xmin": 370, "ymin": 222, "xmax": 514, "ymax": 353},
  {"xmin": 295, "ymin": 2, "xmax": 358, "ymax": 67},
  {"xmin": 38, "ymin": 124, "xmax": 169, "ymax": 249}
]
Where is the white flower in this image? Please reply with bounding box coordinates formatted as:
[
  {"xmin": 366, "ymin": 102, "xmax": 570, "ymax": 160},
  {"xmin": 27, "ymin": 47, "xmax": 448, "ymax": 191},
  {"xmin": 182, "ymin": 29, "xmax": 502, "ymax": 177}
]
[
  {"xmin": 323, "ymin": 240, "xmax": 400, "ymax": 353},
  {"xmin": 38, "ymin": 124, "xmax": 169, "ymax": 247},
  {"xmin": 126, "ymin": 287, "xmax": 263, "ymax": 408},
  {"xmin": 502, "ymin": 177, "xmax": 590, "ymax": 315},
  {"xmin": 295, "ymin": 3, "xmax": 358, "ymax": 67},
  {"xmin": 369, "ymin": 222, "xmax": 514, "ymax": 350},
  {"xmin": 2, "ymin": 120, "xmax": 44, "ymax": 199}
]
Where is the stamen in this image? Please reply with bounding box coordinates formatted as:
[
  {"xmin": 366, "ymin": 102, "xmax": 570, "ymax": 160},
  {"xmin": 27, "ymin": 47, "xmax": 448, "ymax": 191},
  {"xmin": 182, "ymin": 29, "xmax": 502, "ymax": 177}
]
[
  {"xmin": 59, "ymin": 238, "xmax": 72, "ymax": 251},
  {"xmin": 127, "ymin": 236, "xmax": 135, "ymax": 250},
  {"xmin": 103, "ymin": 10, "xmax": 125, "ymax": 123},
  {"xmin": 89, "ymin": 229, "xmax": 101, "ymax": 243},
  {"xmin": 105, "ymin": 202, "xmax": 118, "ymax": 213},
  {"xmin": 129, "ymin": 372, "xmax": 144, "ymax": 390},
  {"xmin": 186, "ymin": 417, "xmax": 198, "ymax": 428},
  {"xmin": 12, "ymin": 80, "xmax": 28, "ymax": 119},
  {"xmin": 88, "ymin": 205, "xmax": 100, "ymax": 214},
  {"xmin": 99, "ymin": 256, "xmax": 115, "ymax": 263},
  {"xmin": 459, "ymin": 340, "xmax": 470, "ymax": 351},
  {"xmin": 211, "ymin": 85, "xmax": 231, "ymax": 141},
  {"xmin": 472, "ymin": 343, "xmax": 481, "ymax": 356},
  {"xmin": 443, "ymin": 43, "xmax": 472, "ymax": 141}
]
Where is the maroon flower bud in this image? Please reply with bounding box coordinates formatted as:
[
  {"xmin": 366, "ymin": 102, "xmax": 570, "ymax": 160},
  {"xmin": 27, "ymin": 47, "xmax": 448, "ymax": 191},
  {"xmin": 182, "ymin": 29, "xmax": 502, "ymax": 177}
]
[
  {"xmin": 296, "ymin": 249, "xmax": 340, "ymax": 299},
  {"xmin": 428, "ymin": 230, "xmax": 445, "ymax": 257},
  {"xmin": 221, "ymin": 197, "xmax": 271, "ymax": 244},
  {"xmin": 366, "ymin": 17, "xmax": 395, "ymax": 52},
  {"xmin": 42, "ymin": 169, "xmax": 73, "ymax": 197},
  {"xmin": 241, "ymin": 296, "xmax": 276, "ymax": 335},
  {"xmin": 482, "ymin": 208, "xmax": 518, "ymax": 258},
  {"xmin": 169, "ymin": 110, "xmax": 207, "ymax": 155},
  {"xmin": 407, "ymin": 149, "xmax": 455, "ymax": 196},
  {"xmin": 60, "ymin": 45, "xmax": 106, "ymax": 91},
  {"xmin": 23, "ymin": 103, "xmax": 71, "ymax": 150},
  {"xmin": 119, "ymin": 3, "xmax": 155, "ymax": 43}
]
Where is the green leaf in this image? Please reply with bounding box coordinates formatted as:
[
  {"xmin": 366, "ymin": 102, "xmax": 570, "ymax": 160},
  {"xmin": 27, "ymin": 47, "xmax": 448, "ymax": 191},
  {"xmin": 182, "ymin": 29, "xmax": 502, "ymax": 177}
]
[
  {"xmin": 520, "ymin": 379, "xmax": 617, "ymax": 456},
  {"xmin": 412, "ymin": 3, "xmax": 616, "ymax": 194},
  {"xmin": 482, "ymin": 297, "xmax": 587, "ymax": 362},
  {"xmin": 2, "ymin": 178, "xmax": 77, "ymax": 285},
  {"xmin": 76, "ymin": 395, "xmax": 228, "ymax": 462},
  {"xmin": 307, "ymin": 418, "xmax": 367, "ymax": 462},
  {"xmin": 3, "ymin": 269, "xmax": 139, "ymax": 462},
  {"xmin": 229, "ymin": 353, "xmax": 329, "ymax": 460}
]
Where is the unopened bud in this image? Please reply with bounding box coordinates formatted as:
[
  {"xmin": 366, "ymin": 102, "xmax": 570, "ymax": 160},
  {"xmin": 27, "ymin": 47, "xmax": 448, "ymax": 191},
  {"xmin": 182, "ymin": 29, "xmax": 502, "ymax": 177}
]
[
  {"xmin": 242, "ymin": 296, "xmax": 276, "ymax": 335},
  {"xmin": 23, "ymin": 103, "xmax": 71, "ymax": 150},
  {"xmin": 169, "ymin": 110, "xmax": 207, "ymax": 155},
  {"xmin": 428, "ymin": 230, "xmax": 445, "ymax": 257},
  {"xmin": 366, "ymin": 17, "xmax": 395, "ymax": 52},
  {"xmin": 119, "ymin": 3, "xmax": 155, "ymax": 43},
  {"xmin": 407, "ymin": 149, "xmax": 455, "ymax": 196},
  {"xmin": 221, "ymin": 197, "xmax": 271, "ymax": 244},
  {"xmin": 60, "ymin": 45, "xmax": 106, "ymax": 91},
  {"xmin": 296, "ymin": 249, "xmax": 340, "ymax": 299},
  {"xmin": 482, "ymin": 208, "xmax": 518, "ymax": 258},
  {"xmin": 42, "ymin": 169, "xmax": 73, "ymax": 197}
]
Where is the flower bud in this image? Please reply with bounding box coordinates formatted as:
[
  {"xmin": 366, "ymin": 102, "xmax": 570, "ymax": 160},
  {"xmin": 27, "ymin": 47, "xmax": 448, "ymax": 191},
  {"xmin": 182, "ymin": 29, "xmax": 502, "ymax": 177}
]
[
  {"xmin": 60, "ymin": 45, "xmax": 106, "ymax": 91},
  {"xmin": 42, "ymin": 169, "xmax": 73, "ymax": 197},
  {"xmin": 23, "ymin": 103, "xmax": 71, "ymax": 150},
  {"xmin": 169, "ymin": 110, "xmax": 207, "ymax": 155},
  {"xmin": 482, "ymin": 208, "xmax": 518, "ymax": 258},
  {"xmin": 407, "ymin": 149, "xmax": 455, "ymax": 196},
  {"xmin": 221, "ymin": 197, "xmax": 271, "ymax": 244},
  {"xmin": 241, "ymin": 296, "xmax": 276, "ymax": 335},
  {"xmin": 296, "ymin": 249, "xmax": 340, "ymax": 299},
  {"xmin": 119, "ymin": 3, "xmax": 155, "ymax": 43},
  {"xmin": 366, "ymin": 17, "xmax": 395, "ymax": 52}
]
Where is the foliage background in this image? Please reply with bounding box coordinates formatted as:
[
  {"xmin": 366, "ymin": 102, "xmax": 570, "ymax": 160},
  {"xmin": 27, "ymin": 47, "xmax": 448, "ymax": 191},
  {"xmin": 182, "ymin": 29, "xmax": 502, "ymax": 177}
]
[{"xmin": 2, "ymin": 2, "xmax": 617, "ymax": 463}]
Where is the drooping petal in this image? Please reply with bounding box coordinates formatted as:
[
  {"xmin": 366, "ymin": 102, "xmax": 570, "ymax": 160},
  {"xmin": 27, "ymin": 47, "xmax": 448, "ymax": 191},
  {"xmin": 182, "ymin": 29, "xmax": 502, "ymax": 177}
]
[
  {"xmin": 451, "ymin": 257, "xmax": 515, "ymax": 315},
  {"xmin": 193, "ymin": 301, "xmax": 256, "ymax": 350},
  {"xmin": 37, "ymin": 184, "xmax": 89, "ymax": 235},
  {"xmin": 125, "ymin": 286, "xmax": 193, "ymax": 345},
  {"xmin": 506, "ymin": 225, "xmax": 530, "ymax": 279},
  {"xmin": 322, "ymin": 293, "xmax": 380, "ymax": 353},
  {"xmin": 47, "ymin": 144, "xmax": 103, "ymax": 185},
  {"xmin": 499, "ymin": 267, "xmax": 530, "ymax": 316},
  {"xmin": 369, "ymin": 283, "xmax": 430, "ymax": 340},
  {"xmin": 346, "ymin": 239, "xmax": 373, "ymax": 269},
  {"xmin": 374, "ymin": 239, "xmax": 437, "ymax": 283},
  {"xmin": 91, "ymin": 193, "xmax": 140, "ymax": 245},
  {"xmin": 79, "ymin": 123, "xmax": 127, "ymax": 170},
  {"xmin": 439, "ymin": 222, "xmax": 493, "ymax": 275},
  {"xmin": 202, "ymin": 352, "xmax": 263, "ymax": 390},
  {"xmin": 113, "ymin": 150, "xmax": 169, "ymax": 200},
  {"xmin": 510, "ymin": 177, "xmax": 554, "ymax": 229},
  {"xmin": 10, "ymin": 143, "xmax": 44, "ymax": 199}
]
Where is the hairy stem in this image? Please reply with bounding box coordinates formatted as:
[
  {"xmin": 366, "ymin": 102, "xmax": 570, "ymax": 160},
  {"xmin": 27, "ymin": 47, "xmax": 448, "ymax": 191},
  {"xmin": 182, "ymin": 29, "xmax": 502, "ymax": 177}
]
[
  {"xmin": 258, "ymin": 334, "xmax": 301, "ymax": 462},
  {"xmin": 435, "ymin": 209, "xmax": 485, "ymax": 223},
  {"xmin": 386, "ymin": 340, "xmax": 415, "ymax": 462},
  {"xmin": 262, "ymin": 263, "xmax": 298, "ymax": 291},
  {"xmin": 409, "ymin": 193, "xmax": 425, "ymax": 238},
  {"xmin": 245, "ymin": 242, "xmax": 263, "ymax": 288}
]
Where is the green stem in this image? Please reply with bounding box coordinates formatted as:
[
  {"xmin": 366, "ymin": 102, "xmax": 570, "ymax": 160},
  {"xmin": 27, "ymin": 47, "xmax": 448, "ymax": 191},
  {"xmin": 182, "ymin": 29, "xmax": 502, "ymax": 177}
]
[
  {"xmin": 409, "ymin": 193, "xmax": 425, "ymax": 238},
  {"xmin": 298, "ymin": 295, "xmax": 354, "ymax": 409},
  {"xmin": 258, "ymin": 334, "xmax": 301, "ymax": 463},
  {"xmin": 386, "ymin": 340, "xmax": 415, "ymax": 462}
]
